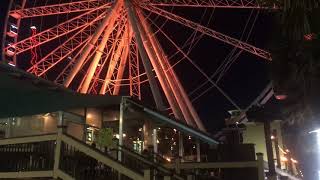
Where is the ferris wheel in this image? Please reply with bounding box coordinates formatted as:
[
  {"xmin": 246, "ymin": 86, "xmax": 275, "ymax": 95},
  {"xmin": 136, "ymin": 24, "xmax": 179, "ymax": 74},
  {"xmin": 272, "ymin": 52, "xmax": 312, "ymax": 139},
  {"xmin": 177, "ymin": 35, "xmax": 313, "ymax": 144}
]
[{"xmin": 2, "ymin": 0, "xmax": 273, "ymax": 131}]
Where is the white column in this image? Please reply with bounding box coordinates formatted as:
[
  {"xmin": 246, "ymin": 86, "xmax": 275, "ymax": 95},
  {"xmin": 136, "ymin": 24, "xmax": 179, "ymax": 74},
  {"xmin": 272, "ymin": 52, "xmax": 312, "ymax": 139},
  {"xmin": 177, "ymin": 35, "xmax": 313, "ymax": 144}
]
[
  {"xmin": 257, "ymin": 153, "xmax": 265, "ymax": 180},
  {"xmin": 118, "ymin": 99, "xmax": 124, "ymax": 161},
  {"xmin": 53, "ymin": 111, "xmax": 64, "ymax": 179},
  {"xmin": 196, "ymin": 140, "xmax": 201, "ymax": 162}
]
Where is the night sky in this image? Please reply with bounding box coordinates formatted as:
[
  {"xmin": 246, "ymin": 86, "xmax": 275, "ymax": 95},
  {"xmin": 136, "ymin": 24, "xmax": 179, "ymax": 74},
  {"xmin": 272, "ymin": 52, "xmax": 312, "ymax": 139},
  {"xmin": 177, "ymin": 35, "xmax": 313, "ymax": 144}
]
[{"xmin": 0, "ymin": 1, "xmax": 273, "ymax": 133}]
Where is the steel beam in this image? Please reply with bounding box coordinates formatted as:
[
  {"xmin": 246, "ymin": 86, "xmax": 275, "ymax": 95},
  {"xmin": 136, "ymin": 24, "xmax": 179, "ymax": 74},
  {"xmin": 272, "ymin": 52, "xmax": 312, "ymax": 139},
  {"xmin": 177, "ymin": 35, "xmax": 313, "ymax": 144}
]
[
  {"xmin": 10, "ymin": 0, "xmax": 111, "ymax": 18},
  {"xmin": 64, "ymin": 1, "xmax": 122, "ymax": 87},
  {"xmin": 125, "ymin": 0, "xmax": 165, "ymax": 110},
  {"xmin": 140, "ymin": 4, "xmax": 272, "ymax": 61}
]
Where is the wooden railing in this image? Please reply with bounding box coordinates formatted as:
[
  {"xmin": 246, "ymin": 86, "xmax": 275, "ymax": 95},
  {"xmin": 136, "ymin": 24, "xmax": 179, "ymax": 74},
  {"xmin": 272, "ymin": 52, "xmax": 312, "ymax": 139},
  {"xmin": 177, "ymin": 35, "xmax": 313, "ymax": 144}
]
[
  {"xmin": 0, "ymin": 132, "xmax": 153, "ymax": 180},
  {"xmin": 0, "ymin": 132, "xmax": 301, "ymax": 180},
  {"xmin": 0, "ymin": 134, "xmax": 57, "ymax": 179},
  {"xmin": 164, "ymin": 153, "xmax": 265, "ymax": 180}
]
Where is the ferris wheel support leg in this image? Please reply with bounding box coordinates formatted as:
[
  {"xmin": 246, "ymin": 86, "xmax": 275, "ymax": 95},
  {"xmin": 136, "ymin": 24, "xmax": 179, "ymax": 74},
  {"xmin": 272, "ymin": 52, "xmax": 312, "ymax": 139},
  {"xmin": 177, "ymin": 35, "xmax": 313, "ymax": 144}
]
[
  {"xmin": 137, "ymin": 12, "xmax": 200, "ymax": 129},
  {"xmin": 125, "ymin": 0, "xmax": 165, "ymax": 110},
  {"xmin": 80, "ymin": 12, "xmax": 120, "ymax": 94},
  {"xmin": 63, "ymin": 1, "xmax": 122, "ymax": 87}
]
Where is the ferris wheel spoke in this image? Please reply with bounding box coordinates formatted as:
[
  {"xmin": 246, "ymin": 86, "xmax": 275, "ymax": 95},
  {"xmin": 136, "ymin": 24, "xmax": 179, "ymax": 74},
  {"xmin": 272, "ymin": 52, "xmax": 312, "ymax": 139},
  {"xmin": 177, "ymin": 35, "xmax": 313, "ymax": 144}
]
[
  {"xmin": 87, "ymin": 41, "xmax": 116, "ymax": 94},
  {"xmin": 138, "ymin": 11, "xmax": 205, "ymax": 129},
  {"xmin": 100, "ymin": 21, "xmax": 129, "ymax": 95},
  {"xmin": 140, "ymin": 4, "xmax": 272, "ymax": 61},
  {"xmin": 79, "ymin": 12, "xmax": 125, "ymax": 94},
  {"xmin": 6, "ymin": 5, "xmax": 108, "ymax": 55},
  {"xmin": 54, "ymin": 40, "xmax": 92, "ymax": 84},
  {"xmin": 113, "ymin": 28, "xmax": 133, "ymax": 95},
  {"xmin": 27, "ymin": 19, "xmax": 102, "ymax": 77},
  {"xmin": 9, "ymin": 0, "xmax": 111, "ymax": 19},
  {"xmin": 64, "ymin": 1, "xmax": 123, "ymax": 87},
  {"xmin": 147, "ymin": 13, "xmax": 243, "ymax": 111},
  {"xmin": 128, "ymin": 41, "xmax": 141, "ymax": 99},
  {"xmin": 145, "ymin": 0, "xmax": 271, "ymax": 9}
]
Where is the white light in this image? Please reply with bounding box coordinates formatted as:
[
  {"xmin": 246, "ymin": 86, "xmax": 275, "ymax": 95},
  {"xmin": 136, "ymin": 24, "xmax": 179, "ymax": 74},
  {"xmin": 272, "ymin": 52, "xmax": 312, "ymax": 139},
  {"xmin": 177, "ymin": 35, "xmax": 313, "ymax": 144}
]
[
  {"xmin": 8, "ymin": 62, "xmax": 15, "ymax": 67},
  {"xmin": 310, "ymin": 128, "xmax": 320, "ymax": 180},
  {"xmin": 309, "ymin": 129, "xmax": 320, "ymax": 134},
  {"xmin": 11, "ymin": 24, "xmax": 18, "ymax": 29},
  {"xmin": 30, "ymin": 26, "xmax": 37, "ymax": 30},
  {"xmin": 291, "ymin": 158, "xmax": 298, "ymax": 164}
]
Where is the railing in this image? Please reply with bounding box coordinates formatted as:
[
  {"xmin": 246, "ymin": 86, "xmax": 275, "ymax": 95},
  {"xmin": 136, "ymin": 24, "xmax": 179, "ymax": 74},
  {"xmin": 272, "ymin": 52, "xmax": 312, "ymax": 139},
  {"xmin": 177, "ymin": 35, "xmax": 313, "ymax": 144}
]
[
  {"xmin": 0, "ymin": 134, "xmax": 56, "ymax": 178},
  {"xmin": 164, "ymin": 153, "xmax": 265, "ymax": 180},
  {"xmin": 0, "ymin": 132, "xmax": 152, "ymax": 180},
  {"xmin": 119, "ymin": 145, "xmax": 184, "ymax": 180},
  {"xmin": 59, "ymin": 140, "xmax": 129, "ymax": 180}
]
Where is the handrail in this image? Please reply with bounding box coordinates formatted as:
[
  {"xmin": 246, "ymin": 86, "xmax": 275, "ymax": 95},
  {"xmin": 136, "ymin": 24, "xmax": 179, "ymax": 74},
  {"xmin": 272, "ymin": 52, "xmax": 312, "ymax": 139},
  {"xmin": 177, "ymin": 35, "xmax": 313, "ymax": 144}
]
[
  {"xmin": 61, "ymin": 133, "xmax": 144, "ymax": 180},
  {"xmin": 0, "ymin": 133, "xmax": 57, "ymax": 145},
  {"xmin": 264, "ymin": 161, "xmax": 302, "ymax": 180},
  {"xmin": 119, "ymin": 145, "xmax": 185, "ymax": 180},
  {"xmin": 164, "ymin": 161, "xmax": 259, "ymax": 169}
]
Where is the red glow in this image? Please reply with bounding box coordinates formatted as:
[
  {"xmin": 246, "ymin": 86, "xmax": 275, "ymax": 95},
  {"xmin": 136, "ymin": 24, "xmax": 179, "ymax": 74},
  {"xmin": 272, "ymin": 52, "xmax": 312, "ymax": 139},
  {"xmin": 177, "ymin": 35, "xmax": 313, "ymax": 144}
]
[
  {"xmin": 275, "ymin": 94, "xmax": 287, "ymax": 100},
  {"xmin": 304, "ymin": 33, "xmax": 316, "ymax": 41}
]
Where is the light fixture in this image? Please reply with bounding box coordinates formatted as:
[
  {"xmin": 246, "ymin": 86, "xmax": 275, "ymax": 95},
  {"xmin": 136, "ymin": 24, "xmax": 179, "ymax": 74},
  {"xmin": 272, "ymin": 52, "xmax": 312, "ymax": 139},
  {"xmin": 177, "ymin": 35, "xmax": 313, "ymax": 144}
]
[
  {"xmin": 291, "ymin": 158, "xmax": 298, "ymax": 164},
  {"xmin": 280, "ymin": 156, "xmax": 288, "ymax": 162}
]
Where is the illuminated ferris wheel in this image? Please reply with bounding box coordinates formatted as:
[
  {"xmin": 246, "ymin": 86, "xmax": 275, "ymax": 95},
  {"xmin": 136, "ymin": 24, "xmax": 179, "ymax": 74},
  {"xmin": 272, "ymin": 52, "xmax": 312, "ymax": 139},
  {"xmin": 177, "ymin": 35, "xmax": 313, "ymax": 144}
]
[{"xmin": 2, "ymin": 0, "xmax": 273, "ymax": 131}]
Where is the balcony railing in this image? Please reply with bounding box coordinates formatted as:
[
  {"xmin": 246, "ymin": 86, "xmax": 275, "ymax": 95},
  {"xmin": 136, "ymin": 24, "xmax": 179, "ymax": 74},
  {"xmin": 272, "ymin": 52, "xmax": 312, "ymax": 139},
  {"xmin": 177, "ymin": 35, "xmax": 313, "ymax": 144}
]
[{"xmin": 0, "ymin": 131, "xmax": 301, "ymax": 180}]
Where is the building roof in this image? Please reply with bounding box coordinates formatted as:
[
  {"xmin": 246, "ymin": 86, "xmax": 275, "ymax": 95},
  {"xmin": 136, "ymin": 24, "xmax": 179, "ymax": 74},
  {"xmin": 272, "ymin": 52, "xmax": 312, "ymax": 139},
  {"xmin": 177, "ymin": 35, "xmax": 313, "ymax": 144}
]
[{"xmin": 0, "ymin": 63, "xmax": 122, "ymax": 118}]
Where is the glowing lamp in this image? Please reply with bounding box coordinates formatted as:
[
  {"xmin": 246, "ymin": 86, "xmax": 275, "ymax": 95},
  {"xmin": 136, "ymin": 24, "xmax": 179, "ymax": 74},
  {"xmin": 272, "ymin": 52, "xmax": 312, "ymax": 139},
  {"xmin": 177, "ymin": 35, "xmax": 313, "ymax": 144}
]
[
  {"xmin": 275, "ymin": 94, "xmax": 287, "ymax": 100},
  {"xmin": 280, "ymin": 156, "xmax": 288, "ymax": 162}
]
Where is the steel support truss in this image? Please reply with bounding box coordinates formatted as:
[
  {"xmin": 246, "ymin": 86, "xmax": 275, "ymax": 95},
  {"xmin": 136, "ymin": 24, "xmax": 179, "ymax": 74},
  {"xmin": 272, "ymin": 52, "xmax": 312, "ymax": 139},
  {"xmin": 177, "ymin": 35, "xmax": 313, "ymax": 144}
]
[
  {"xmin": 5, "ymin": 4, "xmax": 109, "ymax": 55},
  {"xmin": 146, "ymin": 0, "xmax": 274, "ymax": 9},
  {"xmin": 10, "ymin": 0, "xmax": 112, "ymax": 19}
]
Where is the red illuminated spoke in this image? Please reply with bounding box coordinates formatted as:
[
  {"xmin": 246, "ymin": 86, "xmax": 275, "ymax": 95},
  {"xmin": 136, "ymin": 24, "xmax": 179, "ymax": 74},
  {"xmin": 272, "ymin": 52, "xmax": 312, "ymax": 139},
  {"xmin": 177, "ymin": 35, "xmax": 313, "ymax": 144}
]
[
  {"xmin": 145, "ymin": 0, "xmax": 272, "ymax": 9},
  {"xmin": 5, "ymin": 5, "xmax": 108, "ymax": 55},
  {"xmin": 10, "ymin": 0, "xmax": 111, "ymax": 19},
  {"xmin": 27, "ymin": 15, "xmax": 103, "ymax": 77},
  {"xmin": 112, "ymin": 29, "xmax": 133, "ymax": 95},
  {"xmin": 140, "ymin": 4, "xmax": 272, "ymax": 61},
  {"xmin": 128, "ymin": 40, "xmax": 141, "ymax": 99}
]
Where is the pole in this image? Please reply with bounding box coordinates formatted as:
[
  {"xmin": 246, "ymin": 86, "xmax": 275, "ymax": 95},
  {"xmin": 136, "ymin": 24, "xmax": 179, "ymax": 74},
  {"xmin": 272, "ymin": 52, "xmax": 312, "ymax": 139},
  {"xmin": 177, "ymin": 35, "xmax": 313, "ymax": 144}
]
[
  {"xmin": 118, "ymin": 98, "xmax": 124, "ymax": 161},
  {"xmin": 196, "ymin": 139, "xmax": 201, "ymax": 162},
  {"xmin": 257, "ymin": 153, "xmax": 265, "ymax": 180},
  {"xmin": 53, "ymin": 111, "xmax": 64, "ymax": 179},
  {"xmin": 273, "ymin": 129, "xmax": 281, "ymax": 169},
  {"xmin": 264, "ymin": 121, "xmax": 276, "ymax": 179}
]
